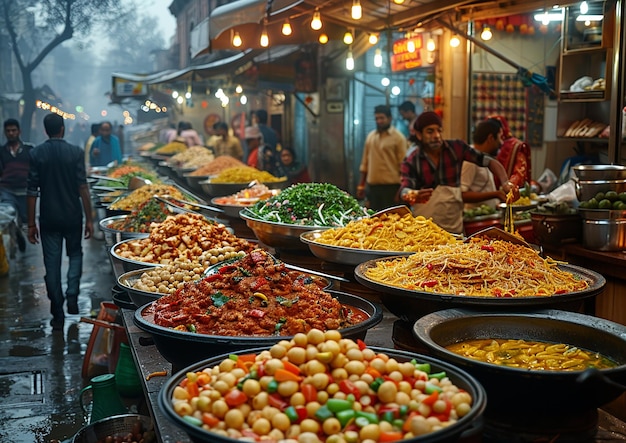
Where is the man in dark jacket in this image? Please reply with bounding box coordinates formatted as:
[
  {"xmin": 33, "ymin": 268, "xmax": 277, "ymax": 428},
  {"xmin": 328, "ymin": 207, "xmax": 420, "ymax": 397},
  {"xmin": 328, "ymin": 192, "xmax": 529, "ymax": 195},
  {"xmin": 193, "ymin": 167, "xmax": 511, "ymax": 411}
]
[
  {"xmin": 26, "ymin": 113, "xmax": 94, "ymax": 331},
  {"xmin": 1, "ymin": 118, "xmax": 32, "ymax": 225}
]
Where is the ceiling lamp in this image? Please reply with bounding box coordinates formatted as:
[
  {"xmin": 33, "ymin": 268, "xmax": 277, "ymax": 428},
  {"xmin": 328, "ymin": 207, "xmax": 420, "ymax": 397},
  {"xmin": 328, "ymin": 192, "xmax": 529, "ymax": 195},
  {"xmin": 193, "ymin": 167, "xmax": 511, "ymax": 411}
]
[
  {"xmin": 232, "ymin": 31, "xmax": 242, "ymax": 48},
  {"xmin": 393, "ymin": 0, "xmax": 405, "ymax": 3},
  {"xmin": 368, "ymin": 33, "xmax": 378, "ymax": 44},
  {"xmin": 343, "ymin": 30, "xmax": 354, "ymax": 44},
  {"xmin": 351, "ymin": 0, "xmax": 362, "ymax": 20},
  {"xmin": 282, "ymin": 19, "xmax": 292, "ymax": 36},
  {"xmin": 311, "ymin": 9, "xmax": 322, "ymax": 30},
  {"xmin": 260, "ymin": 23, "xmax": 269, "ymax": 47},
  {"xmin": 449, "ymin": 35, "xmax": 460, "ymax": 47},
  {"xmin": 346, "ymin": 48, "xmax": 355, "ymax": 70},
  {"xmin": 374, "ymin": 48, "xmax": 383, "ymax": 67},
  {"xmin": 407, "ymin": 39, "xmax": 415, "ymax": 53},
  {"xmin": 426, "ymin": 38, "xmax": 436, "ymax": 52},
  {"xmin": 580, "ymin": 1, "xmax": 589, "ymax": 14},
  {"xmin": 480, "ymin": 25, "xmax": 493, "ymax": 41},
  {"xmin": 319, "ymin": 33, "xmax": 329, "ymax": 44}
]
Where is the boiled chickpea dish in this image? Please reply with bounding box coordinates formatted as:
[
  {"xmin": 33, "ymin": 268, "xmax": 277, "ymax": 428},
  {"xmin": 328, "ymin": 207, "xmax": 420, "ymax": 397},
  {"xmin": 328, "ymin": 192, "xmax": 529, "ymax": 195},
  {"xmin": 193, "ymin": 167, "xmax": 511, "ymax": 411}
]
[{"xmin": 170, "ymin": 330, "xmax": 474, "ymax": 442}]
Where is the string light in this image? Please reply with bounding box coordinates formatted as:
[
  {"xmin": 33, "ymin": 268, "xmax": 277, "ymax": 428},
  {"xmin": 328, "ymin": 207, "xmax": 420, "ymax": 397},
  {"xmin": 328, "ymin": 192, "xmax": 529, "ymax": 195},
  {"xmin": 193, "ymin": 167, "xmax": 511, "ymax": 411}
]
[
  {"xmin": 450, "ymin": 35, "xmax": 461, "ymax": 47},
  {"xmin": 407, "ymin": 38, "xmax": 415, "ymax": 53},
  {"xmin": 480, "ymin": 26, "xmax": 493, "ymax": 41},
  {"xmin": 281, "ymin": 19, "xmax": 292, "ymax": 36},
  {"xmin": 319, "ymin": 33, "xmax": 329, "ymax": 44},
  {"xmin": 351, "ymin": 0, "xmax": 362, "ymax": 20},
  {"xmin": 235, "ymin": 84, "xmax": 243, "ymax": 93},
  {"xmin": 374, "ymin": 48, "xmax": 383, "ymax": 67},
  {"xmin": 260, "ymin": 22, "xmax": 269, "ymax": 47},
  {"xmin": 346, "ymin": 47, "xmax": 354, "ymax": 70},
  {"xmin": 232, "ymin": 31, "xmax": 242, "ymax": 47},
  {"xmin": 343, "ymin": 29, "xmax": 354, "ymax": 44},
  {"xmin": 368, "ymin": 33, "xmax": 378, "ymax": 44},
  {"xmin": 426, "ymin": 38, "xmax": 436, "ymax": 52},
  {"xmin": 311, "ymin": 9, "xmax": 322, "ymax": 30}
]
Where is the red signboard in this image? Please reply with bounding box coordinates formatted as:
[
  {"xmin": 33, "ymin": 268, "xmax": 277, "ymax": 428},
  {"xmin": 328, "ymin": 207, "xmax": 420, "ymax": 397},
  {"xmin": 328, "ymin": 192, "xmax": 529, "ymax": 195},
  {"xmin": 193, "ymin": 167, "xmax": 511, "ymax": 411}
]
[{"xmin": 391, "ymin": 34, "xmax": 431, "ymax": 72}]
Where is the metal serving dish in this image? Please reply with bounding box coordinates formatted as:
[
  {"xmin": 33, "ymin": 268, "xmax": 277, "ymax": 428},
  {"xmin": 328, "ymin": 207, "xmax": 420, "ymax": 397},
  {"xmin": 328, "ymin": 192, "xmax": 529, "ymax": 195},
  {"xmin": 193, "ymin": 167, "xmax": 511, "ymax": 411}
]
[
  {"xmin": 354, "ymin": 259, "xmax": 605, "ymax": 322},
  {"xmin": 301, "ymin": 230, "xmax": 414, "ymax": 265},
  {"xmin": 183, "ymin": 173, "xmax": 211, "ymax": 193},
  {"xmin": 134, "ymin": 290, "xmax": 383, "ymax": 370},
  {"xmin": 200, "ymin": 178, "xmax": 287, "ymax": 197},
  {"xmin": 158, "ymin": 347, "xmax": 486, "ymax": 443},
  {"xmin": 240, "ymin": 209, "xmax": 332, "ymax": 250},
  {"xmin": 209, "ymin": 196, "xmax": 257, "ymax": 218},
  {"xmin": 109, "ymin": 239, "xmax": 163, "ymax": 280},
  {"xmin": 72, "ymin": 414, "xmax": 153, "ymax": 443},
  {"xmin": 573, "ymin": 164, "xmax": 626, "ymax": 180},
  {"xmin": 574, "ymin": 178, "xmax": 626, "ymax": 201},
  {"xmin": 413, "ymin": 309, "xmax": 626, "ymax": 439},
  {"xmin": 98, "ymin": 215, "xmax": 150, "ymax": 249}
]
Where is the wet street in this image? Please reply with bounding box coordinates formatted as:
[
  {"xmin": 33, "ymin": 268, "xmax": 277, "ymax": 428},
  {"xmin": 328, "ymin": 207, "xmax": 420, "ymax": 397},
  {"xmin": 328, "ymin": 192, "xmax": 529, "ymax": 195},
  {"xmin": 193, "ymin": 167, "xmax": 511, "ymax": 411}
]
[{"xmin": 0, "ymin": 229, "xmax": 116, "ymax": 442}]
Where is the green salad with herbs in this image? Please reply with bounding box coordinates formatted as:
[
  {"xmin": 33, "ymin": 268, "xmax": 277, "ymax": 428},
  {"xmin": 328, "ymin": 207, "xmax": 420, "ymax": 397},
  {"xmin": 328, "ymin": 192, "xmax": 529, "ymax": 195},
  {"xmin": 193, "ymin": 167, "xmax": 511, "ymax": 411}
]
[{"xmin": 244, "ymin": 183, "xmax": 371, "ymax": 226}]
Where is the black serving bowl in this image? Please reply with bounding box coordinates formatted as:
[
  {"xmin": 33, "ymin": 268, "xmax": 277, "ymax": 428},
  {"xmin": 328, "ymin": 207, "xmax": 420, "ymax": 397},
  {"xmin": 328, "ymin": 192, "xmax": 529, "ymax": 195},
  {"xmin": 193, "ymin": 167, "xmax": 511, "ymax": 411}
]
[
  {"xmin": 158, "ymin": 347, "xmax": 486, "ymax": 443},
  {"xmin": 134, "ymin": 290, "xmax": 383, "ymax": 370},
  {"xmin": 413, "ymin": 309, "xmax": 626, "ymax": 430},
  {"xmin": 354, "ymin": 259, "xmax": 605, "ymax": 322}
]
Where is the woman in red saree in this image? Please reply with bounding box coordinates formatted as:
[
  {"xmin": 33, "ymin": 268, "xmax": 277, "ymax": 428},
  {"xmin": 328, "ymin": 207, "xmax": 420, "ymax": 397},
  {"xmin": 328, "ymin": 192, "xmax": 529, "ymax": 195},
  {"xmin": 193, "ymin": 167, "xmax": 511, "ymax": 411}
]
[{"xmin": 487, "ymin": 115, "xmax": 532, "ymax": 188}]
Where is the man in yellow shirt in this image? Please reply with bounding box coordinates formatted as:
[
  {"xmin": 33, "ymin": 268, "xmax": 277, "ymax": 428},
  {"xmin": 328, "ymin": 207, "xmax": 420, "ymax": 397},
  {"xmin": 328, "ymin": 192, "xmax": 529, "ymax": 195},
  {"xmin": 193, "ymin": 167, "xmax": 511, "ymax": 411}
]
[
  {"xmin": 356, "ymin": 105, "xmax": 408, "ymax": 211},
  {"xmin": 211, "ymin": 122, "xmax": 243, "ymax": 160}
]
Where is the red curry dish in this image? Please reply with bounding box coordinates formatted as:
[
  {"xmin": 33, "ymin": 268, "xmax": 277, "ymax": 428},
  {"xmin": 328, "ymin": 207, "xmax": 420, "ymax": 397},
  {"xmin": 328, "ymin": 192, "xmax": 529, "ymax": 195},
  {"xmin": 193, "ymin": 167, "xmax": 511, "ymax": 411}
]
[{"xmin": 150, "ymin": 249, "xmax": 368, "ymax": 336}]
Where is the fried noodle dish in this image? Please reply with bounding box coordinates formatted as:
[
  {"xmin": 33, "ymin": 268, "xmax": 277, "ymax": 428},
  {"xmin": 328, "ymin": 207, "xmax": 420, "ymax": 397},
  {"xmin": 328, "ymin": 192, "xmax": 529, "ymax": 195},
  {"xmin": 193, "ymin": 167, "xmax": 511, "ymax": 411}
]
[
  {"xmin": 150, "ymin": 249, "xmax": 368, "ymax": 336},
  {"xmin": 364, "ymin": 236, "xmax": 589, "ymax": 297}
]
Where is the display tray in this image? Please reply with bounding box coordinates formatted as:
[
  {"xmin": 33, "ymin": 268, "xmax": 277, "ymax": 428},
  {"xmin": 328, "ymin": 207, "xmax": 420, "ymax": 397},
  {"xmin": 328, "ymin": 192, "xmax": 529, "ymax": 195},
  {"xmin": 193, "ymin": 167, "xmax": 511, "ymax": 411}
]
[
  {"xmin": 354, "ymin": 259, "xmax": 605, "ymax": 322},
  {"xmin": 300, "ymin": 230, "xmax": 414, "ymax": 266}
]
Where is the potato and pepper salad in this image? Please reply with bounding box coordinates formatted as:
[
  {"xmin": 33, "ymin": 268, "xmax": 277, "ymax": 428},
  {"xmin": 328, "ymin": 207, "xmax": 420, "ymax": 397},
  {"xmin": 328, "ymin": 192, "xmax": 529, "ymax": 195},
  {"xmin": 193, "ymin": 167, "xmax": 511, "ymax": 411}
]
[{"xmin": 169, "ymin": 330, "xmax": 474, "ymax": 442}]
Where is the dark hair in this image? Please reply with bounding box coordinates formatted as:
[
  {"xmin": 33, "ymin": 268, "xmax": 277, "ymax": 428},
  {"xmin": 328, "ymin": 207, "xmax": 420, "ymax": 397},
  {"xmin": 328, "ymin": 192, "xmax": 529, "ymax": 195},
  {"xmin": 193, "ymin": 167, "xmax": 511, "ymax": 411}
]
[
  {"xmin": 43, "ymin": 113, "xmax": 64, "ymax": 137},
  {"xmin": 374, "ymin": 105, "xmax": 392, "ymax": 117},
  {"xmin": 90, "ymin": 123, "xmax": 101, "ymax": 136},
  {"xmin": 281, "ymin": 146, "xmax": 296, "ymax": 159},
  {"xmin": 99, "ymin": 121, "xmax": 112, "ymax": 130},
  {"xmin": 255, "ymin": 110, "xmax": 268, "ymax": 124},
  {"xmin": 398, "ymin": 101, "xmax": 415, "ymax": 113},
  {"xmin": 177, "ymin": 121, "xmax": 192, "ymax": 133},
  {"xmin": 3, "ymin": 118, "xmax": 19, "ymax": 130},
  {"xmin": 213, "ymin": 121, "xmax": 229, "ymax": 131},
  {"xmin": 473, "ymin": 119, "xmax": 501, "ymax": 144}
]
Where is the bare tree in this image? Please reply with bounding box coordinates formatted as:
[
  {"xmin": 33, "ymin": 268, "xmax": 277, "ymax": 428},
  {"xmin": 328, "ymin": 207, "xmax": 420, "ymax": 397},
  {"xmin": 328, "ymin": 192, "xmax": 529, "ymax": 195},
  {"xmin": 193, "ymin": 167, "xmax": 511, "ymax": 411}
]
[{"xmin": 0, "ymin": 0, "xmax": 122, "ymax": 140}]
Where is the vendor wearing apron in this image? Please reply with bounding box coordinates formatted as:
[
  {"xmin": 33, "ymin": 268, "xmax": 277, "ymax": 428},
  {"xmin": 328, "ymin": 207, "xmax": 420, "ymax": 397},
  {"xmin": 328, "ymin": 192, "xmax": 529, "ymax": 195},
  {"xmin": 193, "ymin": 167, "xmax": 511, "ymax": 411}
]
[{"xmin": 399, "ymin": 112, "xmax": 518, "ymax": 234}]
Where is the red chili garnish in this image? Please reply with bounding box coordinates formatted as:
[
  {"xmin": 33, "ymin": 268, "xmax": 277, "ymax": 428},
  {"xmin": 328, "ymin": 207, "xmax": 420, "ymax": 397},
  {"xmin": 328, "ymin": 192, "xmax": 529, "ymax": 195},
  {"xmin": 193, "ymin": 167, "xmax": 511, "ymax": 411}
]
[
  {"xmin": 481, "ymin": 245, "xmax": 495, "ymax": 252},
  {"xmin": 419, "ymin": 280, "xmax": 437, "ymax": 288},
  {"xmin": 249, "ymin": 309, "xmax": 266, "ymax": 318}
]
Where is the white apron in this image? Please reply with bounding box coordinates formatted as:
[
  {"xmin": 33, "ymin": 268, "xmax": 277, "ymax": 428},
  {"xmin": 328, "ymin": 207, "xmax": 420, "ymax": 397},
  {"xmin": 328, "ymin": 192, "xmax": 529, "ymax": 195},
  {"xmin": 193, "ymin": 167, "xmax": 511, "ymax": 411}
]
[{"xmin": 411, "ymin": 185, "xmax": 464, "ymax": 234}]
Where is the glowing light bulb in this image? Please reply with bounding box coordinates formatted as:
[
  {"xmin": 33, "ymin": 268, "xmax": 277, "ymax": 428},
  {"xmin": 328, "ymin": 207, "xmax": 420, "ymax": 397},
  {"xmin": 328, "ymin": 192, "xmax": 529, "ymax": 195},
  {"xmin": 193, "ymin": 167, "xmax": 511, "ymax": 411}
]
[
  {"xmin": 343, "ymin": 30, "xmax": 354, "ymax": 45},
  {"xmin": 369, "ymin": 33, "xmax": 378, "ymax": 45},
  {"xmin": 450, "ymin": 35, "xmax": 460, "ymax": 47},
  {"xmin": 374, "ymin": 49, "xmax": 382, "ymax": 67},
  {"xmin": 393, "ymin": 0, "xmax": 405, "ymax": 3},
  {"xmin": 426, "ymin": 38, "xmax": 436, "ymax": 52},
  {"xmin": 407, "ymin": 39, "xmax": 415, "ymax": 53},
  {"xmin": 172, "ymin": 91, "xmax": 179, "ymax": 99},
  {"xmin": 351, "ymin": 0, "xmax": 362, "ymax": 20},
  {"xmin": 346, "ymin": 49, "xmax": 354, "ymax": 70},
  {"xmin": 311, "ymin": 10, "xmax": 322, "ymax": 30},
  {"xmin": 260, "ymin": 28, "xmax": 269, "ymax": 47},
  {"xmin": 232, "ymin": 31, "xmax": 242, "ymax": 47},
  {"xmin": 281, "ymin": 20, "xmax": 292, "ymax": 36},
  {"xmin": 480, "ymin": 26, "xmax": 492, "ymax": 41},
  {"xmin": 381, "ymin": 77, "xmax": 390, "ymax": 87},
  {"xmin": 319, "ymin": 33, "xmax": 329, "ymax": 44},
  {"xmin": 581, "ymin": 1, "xmax": 589, "ymax": 14}
]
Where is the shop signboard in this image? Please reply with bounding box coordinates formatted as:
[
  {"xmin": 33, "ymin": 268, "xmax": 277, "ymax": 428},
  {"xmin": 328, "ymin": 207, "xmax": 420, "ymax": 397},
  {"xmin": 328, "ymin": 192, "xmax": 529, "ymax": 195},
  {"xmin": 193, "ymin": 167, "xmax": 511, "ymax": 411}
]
[
  {"xmin": 391, "ymin": 34, "xmax": 433, "ymax": 72},
  {"xmin": 114, "ymin": 78, "xmax": 148, "ymax": 97}
]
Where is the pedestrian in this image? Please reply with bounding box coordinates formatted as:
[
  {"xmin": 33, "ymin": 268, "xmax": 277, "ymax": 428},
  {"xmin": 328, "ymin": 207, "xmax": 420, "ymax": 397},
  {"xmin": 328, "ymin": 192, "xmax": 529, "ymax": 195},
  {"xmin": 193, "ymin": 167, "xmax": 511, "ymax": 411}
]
[
  {"xmin": 84, "ymin": 123, "xmax": 101, "ymax": 170},
  {"xmin": 399, "ymin": 111, "xmax": 518, "ymax": 234},
  {"xmin": 169, "ymin": 121, "xmax": 203, "ymax": 147},
  {"xmin": 211, "ymin": 121, "xmax": 243, "ymax": 160},
  {"xmin": 253, "ymin": 109, "xmax": 280, "ymax": 150},
  {"xmin": 461, "ymin": 119, "xmax": 507, "ymax": 210},
  {"xmin": 26, "ymin": 113, "xmax": 94, "ymax": 331},
  {"xmin": 487, "ymin": 115, "xmax": 532, "ymax": 188},
  {"xmin": 356, "ymin": 104, "xmax": 408, "ymax": 211},
  {"xmin": 89, "ymin": 121, "xmax": 122, "ymax": 168},
  {"xmin": 1, "ymin": 118, "xmax": 33, "ymax": 229},
  {"xmin": 244, "ymin": 126, "xmax": 280, "ymax": 175},
  {"xmin": 277, "ymin": 147, "xmax": 311, "ymax": 185},
  {"xmin": 398, "ymin": 101, "xmax": 418, "ymax": 143}
]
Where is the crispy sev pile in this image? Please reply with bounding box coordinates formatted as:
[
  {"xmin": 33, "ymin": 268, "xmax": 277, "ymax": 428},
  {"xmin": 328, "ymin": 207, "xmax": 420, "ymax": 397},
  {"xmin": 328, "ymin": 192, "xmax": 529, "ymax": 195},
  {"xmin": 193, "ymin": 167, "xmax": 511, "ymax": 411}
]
[{"xmin": 364, "ymin": 236, "xmax": 589, "ymax": 297}]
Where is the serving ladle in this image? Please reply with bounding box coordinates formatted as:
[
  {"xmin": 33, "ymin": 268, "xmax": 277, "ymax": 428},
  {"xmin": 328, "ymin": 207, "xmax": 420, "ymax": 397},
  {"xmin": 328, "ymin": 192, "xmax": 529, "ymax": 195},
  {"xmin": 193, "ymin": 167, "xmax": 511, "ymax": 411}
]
[{"xmin": 156, "ymin": 194, "xmax": 224, "ymax": 213}]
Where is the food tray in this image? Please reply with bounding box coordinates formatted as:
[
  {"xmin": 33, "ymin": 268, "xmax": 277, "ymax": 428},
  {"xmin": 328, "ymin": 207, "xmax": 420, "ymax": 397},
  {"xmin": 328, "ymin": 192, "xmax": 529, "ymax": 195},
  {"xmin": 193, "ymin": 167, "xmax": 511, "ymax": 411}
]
[
  {"xmin": 117, "ymin": 267, "xmax": 166, "ymax": 308},
  {"xmin": 210, "ymin": 197, "xmax": 256, "ymax": 218},
  {"xmin": 354, "ymin": 259, "xmax": 605, "ymax": 322},
  {"xmin": 200, "ymin": 179, "xmax": 287, "ymax": 197},
  {"xmin": 300, "ymin": 230, "xmax": 413, "ymax": 266}
]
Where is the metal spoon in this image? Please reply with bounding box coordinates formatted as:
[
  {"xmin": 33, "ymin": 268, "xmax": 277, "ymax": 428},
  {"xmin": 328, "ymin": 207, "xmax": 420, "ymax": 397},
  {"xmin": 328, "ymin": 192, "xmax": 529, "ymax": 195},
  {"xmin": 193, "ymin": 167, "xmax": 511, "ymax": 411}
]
[
  {"xmin": 371, "ymin": 205, "xmax": 412, "ymax": 218},
  {"xmin": 280, "ymin": 262, "xmax": 350, "ymax": 283},
  {"xmin": 157, "ymin": 195, "xmax": 224, "ymax": 213}
]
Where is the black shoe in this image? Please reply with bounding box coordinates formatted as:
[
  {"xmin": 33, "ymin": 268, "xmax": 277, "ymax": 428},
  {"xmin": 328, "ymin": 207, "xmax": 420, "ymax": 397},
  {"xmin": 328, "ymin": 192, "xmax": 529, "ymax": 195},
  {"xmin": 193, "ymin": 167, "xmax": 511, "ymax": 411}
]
[
  {"xmin": 67, "ymin": 300, "xmax": 79, "ymax": 315},
  {"xmin": 15, "ymin": 225, "xmax": 26, "ymax": 252}
]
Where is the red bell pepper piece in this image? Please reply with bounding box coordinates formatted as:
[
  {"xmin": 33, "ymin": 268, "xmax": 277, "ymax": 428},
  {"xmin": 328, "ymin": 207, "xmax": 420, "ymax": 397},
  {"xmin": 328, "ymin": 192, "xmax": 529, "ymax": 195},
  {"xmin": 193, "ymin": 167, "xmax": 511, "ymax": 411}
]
[
  {"xmin": 224, "ymin": 389, "xmax": 248, "ymax": 407},
  {"xmin": 301, "ymin": 384, "xmax": 317, "ymax": 403},
  {"xmin": 379, "ymin": 431, "xmax": 404, "ymax": 442},
  {"xmin": 268, "ymin": 393, "xmax": 289, "ymax": 410},
  {"xmin": 339, "ymin": 379, "xmax": 361, "ymax": 400},
  {"xmin": 356, "ymin": 338, "xmax": 367, "ymax": 350},
  {"xmin": 249, "ymin": 309, "xmax": 266, "ymax": 318}
]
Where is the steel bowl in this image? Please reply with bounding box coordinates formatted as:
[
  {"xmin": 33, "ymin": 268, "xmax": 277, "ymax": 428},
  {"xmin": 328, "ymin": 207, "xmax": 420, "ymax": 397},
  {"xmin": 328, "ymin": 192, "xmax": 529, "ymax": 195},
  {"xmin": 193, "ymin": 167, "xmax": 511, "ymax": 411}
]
[
  {"xmin": 582, "ymin": 218, "xmax": 626, "ymax": 251},
  {"xmin": 134, "ymin": 290, "xmax": 383, "ymax": 370},
  {"xmin": 574, "ymin": 178, "xmax": 626, "ymax": 201},
  {"xmin": 413, "ymin": 308, "xmax": 626, "ymax": 437},
  {"xmin": 98, "ymin": 215, "xmax": 150, "ymax": 249},
  {"xmin": 109, "ymin": 239, "xmax": 163, "ymax": 280},
  {"xmin": 209, "ymin": 196, "xmax": 257, "ymax": 218},
  {"xmin": 573, "ymin": 165, "xmax": 626, "ymax": 181},
  {"xmin": 240, "ymin": 209, "xmax": 332, "ymax": 250},
  {"xmin": 116, "ymin": 267, "xmax": 169, "ymax": 308},
  {"xmin": 72, "ymin": 414, "xmax": 152, "ymax": 443},
  {"xmin": 200, "ymin": 178, "xmax": 287, "ymax": 197},
  {"xmin": 301, "ymin": 230, "xmax": 414, "ymax": 265},
  {"xmin": 184, "ymin": 173, "xmax": 211, "ymax": 193},
  {"xmin": 354, "ymin": 258, "xmax": 605, "ymax": 322},
  {"xmin": 158, "ymin": 347, "xmax": 486, "ymax": 443}
]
